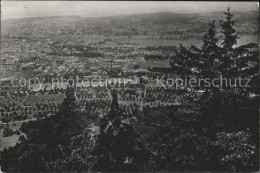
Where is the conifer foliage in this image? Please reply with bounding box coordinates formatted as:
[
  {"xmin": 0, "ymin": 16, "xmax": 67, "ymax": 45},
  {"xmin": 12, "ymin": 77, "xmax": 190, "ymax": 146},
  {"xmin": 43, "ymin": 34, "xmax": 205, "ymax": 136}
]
[
  {"xmin": 170, "ymin": 7, "xmax": 258, "ymax": 96},
  {"xmin": 93, "ymin": 90, "xmax": 150, "ymax": 171}
]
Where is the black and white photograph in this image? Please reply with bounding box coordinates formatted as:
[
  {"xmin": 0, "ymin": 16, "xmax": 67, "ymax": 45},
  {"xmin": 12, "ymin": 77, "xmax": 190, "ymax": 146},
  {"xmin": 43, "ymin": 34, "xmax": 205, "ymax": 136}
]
[{"xmin": 0, "ymin": 1, "xmax": 259, "ymax": 172}]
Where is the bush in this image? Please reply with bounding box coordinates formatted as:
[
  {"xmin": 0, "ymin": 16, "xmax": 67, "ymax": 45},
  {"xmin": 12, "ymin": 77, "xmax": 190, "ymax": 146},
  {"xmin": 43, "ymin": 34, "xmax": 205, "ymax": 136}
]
[
  {"xmin": 22, "ymin": 115, "xmax": 28, "ymax": 120},
  {"xmin": 212, "ymin": 130, "xmax": 258, "ymax": 171},
  {"xmin": 19, "ymin": 135, "xmax": 26, "ymax": 141},
  {"xmin": 3, "ymin": 127, "xmax": 15, "ymax": 137},
  {"xmin": 2, "ymin": 117, "xmax": 11, "ymax": 124},
  {"xmin": 0, "ymin": 124, "xmax": 5, "ymax": 129},
  {"xmin": 15, "ymin": 130, "xmax": 21, "ymax": 135}
]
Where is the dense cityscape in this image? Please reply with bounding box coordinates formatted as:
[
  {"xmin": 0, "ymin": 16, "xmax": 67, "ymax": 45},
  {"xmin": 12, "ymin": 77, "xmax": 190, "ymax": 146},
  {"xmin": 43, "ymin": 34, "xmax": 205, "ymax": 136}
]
[{"xmin": 0, "ymin": 2, "xmax": 259, "ymax": 172}]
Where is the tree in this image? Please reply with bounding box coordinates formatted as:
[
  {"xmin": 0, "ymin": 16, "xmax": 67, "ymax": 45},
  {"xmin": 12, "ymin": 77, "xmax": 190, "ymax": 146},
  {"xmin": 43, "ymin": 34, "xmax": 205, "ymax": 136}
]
[
  {"xmin": 19, "ymin": 135, "xmax": 26, "ymax": 142},
  {"xmin": 92, "ymin": 90, "xmax": 151, "ymax": 171},
  {"xmin": 197, "ymin": 20, "xmax": 220, "ymax": 94},
  {"xmin": 212, "ymin": 130, "xmax": 258, "ymax": 171},
  {"xmin": 169, "ymin": 8, "xmax": 259, "ymax": 171},
  {"xmin": 1, "ymin": 87, "xmax": 87, "ymax": 172},
  {"xmin": 201, "ymin": 8, "xmax": 258, "ymax": 127},
  {"xmin": 170, "ymin": 44, "xmax": 198, "ymax": 79},
  {"xmin": 218, "ymin": 7, "xmax": 258, "ymax": 95},
  {"xmin": 50, "ymin": 90, "xmax": 153, "ymax": 172},
  {"xmin": 49, "ymin": 127, "xmax": 99, "ymax": 172},
  {"xmin": 171, "ymin": 8, "xmax": 258, "ymax": 96},
  {"xmin": 220, "ymin": 7, "xmax": 239, "ymax": 50},
  {"xmin": 1, "ymin": 141, "xmax": 50, "ymax": 172},
  {"xmin": 59, "ymin": 86, "xmax": 78, "ymax": 116},
  {"xmin": 2, "ymin": 126, "xmax": 15, "ymax": 137}
]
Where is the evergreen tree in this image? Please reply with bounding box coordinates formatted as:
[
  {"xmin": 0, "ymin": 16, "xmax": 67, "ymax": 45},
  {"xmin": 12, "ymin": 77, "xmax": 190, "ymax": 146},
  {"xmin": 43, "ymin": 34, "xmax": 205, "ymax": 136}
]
[
  {"xmin": 219, "ymin": 7, "xmax": 258, "ymax": 95},
  {"xmin": 170, "ymin": 20, "xmax": 221, "ymax": 93},
  {"xmin": 170, "ymin": 44, "xmax": 198, "ymax": 79},
  {"xmin": 59, "ymin": 86, "xmax": 78, "ymax": 116},
  {"xmin": 198, "ymin": 20, "xmax": 221, "ymax": 94},
  {"xmin": 49, "ymin": 90, "xmax": 153, "ymax": 172},
  {"xmin": 171, "ymin": 7, "xmax": 258, "ymax": 96},
  {"xmin": 170, "ymin": 7, "xmax": 259, "ymax": 136},
  {"xmin": 220, "ymin": 7, "xmax": 239, "ymax": 50},
  {"xmin": 93, "ymin": 90, "xmax": 151, "ymax": 171}
]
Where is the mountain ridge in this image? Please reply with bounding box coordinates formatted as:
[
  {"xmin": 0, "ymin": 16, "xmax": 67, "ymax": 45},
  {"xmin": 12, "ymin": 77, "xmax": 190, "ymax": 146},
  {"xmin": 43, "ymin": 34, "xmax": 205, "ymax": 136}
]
[{"xmin": 2, "ymin": 10, "xmax": 258, "ymax": 24}]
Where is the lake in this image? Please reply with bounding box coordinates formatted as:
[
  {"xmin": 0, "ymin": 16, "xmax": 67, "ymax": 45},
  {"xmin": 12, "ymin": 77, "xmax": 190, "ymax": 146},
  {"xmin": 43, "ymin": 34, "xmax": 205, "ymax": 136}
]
[{"xmin": 116, "ymin": 35, "xmax": 258, "ymax": 47}]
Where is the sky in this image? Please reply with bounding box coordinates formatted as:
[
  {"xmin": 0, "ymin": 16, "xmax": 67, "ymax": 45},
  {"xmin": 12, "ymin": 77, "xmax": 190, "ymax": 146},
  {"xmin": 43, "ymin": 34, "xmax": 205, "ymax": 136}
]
[{"xmin": 1, "ymin": 1, "xmax": 259, "ymax": 20}]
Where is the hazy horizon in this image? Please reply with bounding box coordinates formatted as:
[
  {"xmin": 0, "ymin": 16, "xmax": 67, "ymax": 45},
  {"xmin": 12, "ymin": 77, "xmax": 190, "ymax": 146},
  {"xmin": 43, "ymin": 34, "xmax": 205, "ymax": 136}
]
[{"xmin": 1, "ymin": 1, "xmax": 259, "ymax": 20}]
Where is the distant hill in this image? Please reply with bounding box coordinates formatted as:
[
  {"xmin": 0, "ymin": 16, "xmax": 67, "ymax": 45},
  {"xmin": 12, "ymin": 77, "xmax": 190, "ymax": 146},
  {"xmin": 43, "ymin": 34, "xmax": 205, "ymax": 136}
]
[
  {"xmin": 2, "ymin": 10, "xmax": 258, "ymax": 25},
  {"xmin": 205, "ymin": 10, "xmax": 258, "ymax": 23},
  {"xmin": 101, "ymin": 12, "xmax": 199, "ymax": 24},
  {"xmin": 234, "ymin": 10, "xmax": 258, "ymax": 24},
  {"xmin": 2, "ymin": 16, "xmax": 81, "ymax": 24},
  {"xmin": 189, "ymin": 10, "xmax": 258, "ymax": 25}
]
